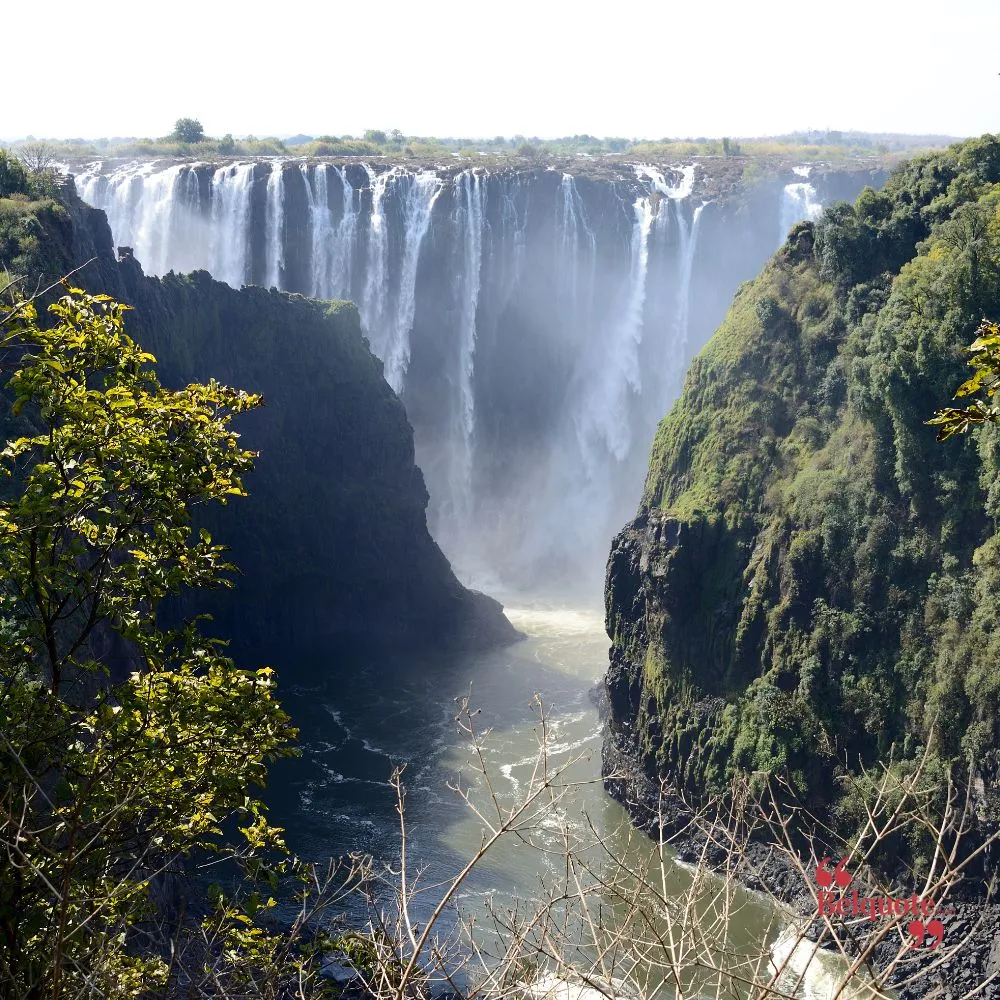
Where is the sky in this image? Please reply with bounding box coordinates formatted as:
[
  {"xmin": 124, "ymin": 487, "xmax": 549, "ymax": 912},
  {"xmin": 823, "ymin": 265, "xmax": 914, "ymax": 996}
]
[{"xmin": 5, "ymin": 0, "xmax": 999, "ymax": 141}]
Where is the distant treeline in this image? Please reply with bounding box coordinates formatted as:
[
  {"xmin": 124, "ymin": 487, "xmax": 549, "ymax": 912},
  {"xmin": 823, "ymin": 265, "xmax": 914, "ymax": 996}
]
[{"xmin": 4, "ymin": 125, "xmax": 959, "ymax": 163}]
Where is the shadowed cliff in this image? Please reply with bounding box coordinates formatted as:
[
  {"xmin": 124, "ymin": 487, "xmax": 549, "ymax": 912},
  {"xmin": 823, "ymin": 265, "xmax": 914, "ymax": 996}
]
[{"xmin": 5, "ymin": 182, "xmax": 519, "ymax": 665}]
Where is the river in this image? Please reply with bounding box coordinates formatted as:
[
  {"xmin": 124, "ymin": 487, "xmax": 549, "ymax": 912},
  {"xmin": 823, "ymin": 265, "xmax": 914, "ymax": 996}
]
[{"xmin": 270, "ymin": 603, "xmax": 856, "ymax": 999}]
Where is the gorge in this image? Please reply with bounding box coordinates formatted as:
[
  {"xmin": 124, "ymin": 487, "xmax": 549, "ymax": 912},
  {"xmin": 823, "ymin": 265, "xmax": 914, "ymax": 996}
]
[
  {"xmin": 7, "ymin": 143, "xmax": 966, "ymax": 999},
  {"xmin": 72, "ymin": 157, "xmax": 883, "ymax": 595}
]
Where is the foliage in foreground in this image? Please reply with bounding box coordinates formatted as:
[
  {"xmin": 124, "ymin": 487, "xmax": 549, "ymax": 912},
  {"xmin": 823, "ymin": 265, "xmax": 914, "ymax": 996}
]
[{"xmin": 0, "ymin": 286, "xmax": 347, "ymax": 998}]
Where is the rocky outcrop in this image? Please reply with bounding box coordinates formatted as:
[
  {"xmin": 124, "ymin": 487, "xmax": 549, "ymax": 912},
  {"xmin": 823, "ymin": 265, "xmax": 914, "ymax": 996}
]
[{"xmin": 20, "ymin": 182, "xmax": 519, "ymax": 666}]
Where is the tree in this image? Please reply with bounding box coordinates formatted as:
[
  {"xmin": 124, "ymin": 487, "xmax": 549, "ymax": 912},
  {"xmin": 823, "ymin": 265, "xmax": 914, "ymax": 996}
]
[
  {"xmin": 0, "ymin": 286, "xmax": 319, "ymax": 996},
  {"xmin": 928, "ymin": 318, "xmax": 1000, "ymax": 438},
  {"xmin": 15, "ymin": 141, "xmax": 58, "ymax": 173},
  {"xmin": 0, "ymin": 149, "xmax": 30, "ymax": 197},
  {"xmin": 172, "ymin": 117, "xmax": 205, "ymax": 143},
  {"xmin": 363, "ymin": 129, "xmax": 387, "ymax": 145}
]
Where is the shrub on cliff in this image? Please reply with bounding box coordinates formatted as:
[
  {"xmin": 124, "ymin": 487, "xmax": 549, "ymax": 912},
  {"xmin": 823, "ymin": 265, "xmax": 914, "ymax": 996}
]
[
  {"xmin": 0, "ymin": 151, "xmax": 30, "ymax": 198},
  {"xmin": 610, "ymin": 134, "xmax": 1000, "ymax": 864}
]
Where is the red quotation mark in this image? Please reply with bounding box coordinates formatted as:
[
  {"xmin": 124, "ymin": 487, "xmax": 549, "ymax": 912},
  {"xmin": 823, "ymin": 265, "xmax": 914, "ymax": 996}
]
[
  {"xmin": 815, "ymin": 857, "xmax": 852, "ymax": 888},
  {"xmin": 907, "ymin": 919, "xmax": 945, "ymax": 950}
]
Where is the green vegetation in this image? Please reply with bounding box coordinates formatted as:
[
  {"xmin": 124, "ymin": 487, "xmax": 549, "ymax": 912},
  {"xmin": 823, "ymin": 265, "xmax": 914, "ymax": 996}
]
[
  {"xmin": 4, "ymin": 128, "xmax": 951, "ymax": 169},
  {"xmin": 170, "ymin": 116, "xmax": 206, "ymax": 143},
  {"xmin": 0, "ymin": 286, "xmax": 344, "ymax": 997},
  {"xmin": 0, "ymin": 150, "xmax": 65, "ymax": 288},
  {"xmin": 928, "ymin": 318, "xmax": 1000, "ymax": 439},
  {"xmin": 610, "ymin": 134, "xmax": 1000, "ymax": 867}
]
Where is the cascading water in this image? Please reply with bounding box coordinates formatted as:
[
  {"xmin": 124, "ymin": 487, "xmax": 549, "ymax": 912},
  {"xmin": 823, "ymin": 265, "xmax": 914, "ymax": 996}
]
[
  {"xmin": 209, "ymin": 162, "xmax": 255, "ymax": 288},
  {"xmin": 303, "ymin": 163, "xmax": 333, "ymax": 297},
  {"xmin": 779, "ymin": 179, "xmax": 823, "ymax": 246},
  {"xmin": 330, "ymin": 166, "xmax": 358, "ymax": 299},
  {"xmin": 575, "ymin": 194, "xmax": 654, "ymax": 470},
  {"xmin": 74, "ymin": 157, "xmax": 866, "ymax": 593},
  {"xmin": 672, "ymin": 200, "xmax": 706, "ymax": 356},
  {"xmin": 361, "ymin": 165, "xmax": 392, "ymax": 347},
  {"xmin": 557, "ymin": 173, "xmax": 596, "ymax": 310},
  {"xmin": 75, "ymin": 163, "xmax": 186, "ymax": 275},
  {"xmin": 447, "ymin": 169, "xmax": 486, "ymax": 530},
  {"xmin": 265, "ymin": 162, "xmax": 285, "ymax": 289},
  {"xmin": 386, "ymin": 170, "xmax": 443, "ymax": 391}
]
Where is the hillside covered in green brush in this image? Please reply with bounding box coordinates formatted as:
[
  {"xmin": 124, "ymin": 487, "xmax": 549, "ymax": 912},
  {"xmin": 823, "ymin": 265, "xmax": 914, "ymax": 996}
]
[{"xmin": 604, "ymin": 135, "xmax": 1000, "ymax": 861}]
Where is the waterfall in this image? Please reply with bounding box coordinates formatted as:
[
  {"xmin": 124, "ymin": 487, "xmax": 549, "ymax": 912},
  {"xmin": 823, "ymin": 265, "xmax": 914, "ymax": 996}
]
[
  {"xmin": 634, "ymin": 163, "xmax": 696, "ymax": 200},
  {"xmin": 74, "ymin": 162, "xmax": 187, "ymax": 275},
  {"xmin": 73, "ymin": 156, "xmax": 872, "ymax": 591},
  {"xmin": 576, "ymin": 194, "xmax": 654, "ymax": 468},
  {"xmin": 331, "ymin": 167, "xmax": 358, "ymax": 299},
  {"xmin": 210, "ymin": 162, "xmax": 254, "ymax": 288},
  {"xmin": 384, "ymin": 170, "xmax": 442, "ymax": 391},
  {"xmin": 353, "ymin": 166, "xmax": 442, "ymax": 391},
  {"xmin": 673, "ymin": 200, "xmax": 707, "ymax": 356},
  {"xmin": 265, "ymin": 162, "xmax": 285, "ymax": 289},
  {"xmin": 496, "ymin": 173, "xmax": 528, "ymax": 304},
  {"xmin": 449, "ymin": 169, "xmax": 486, "ymax": 523},
  {"xmin": 303, "ymin": 164, "xmax": 333, "ymax": 297},
  {"xmin": 359, "ymin": 164, "xmax": 391, "ymax": 347},
  {"xmin": 557, "ymin": 174, "xmax": 596, "ymax": 309},
  {"xmin": 301, "ymin": 163, "xmax": 359, "ymax": 301},
  {"xmin": 779, "ymin": 180, "xmax": 823, "ymax": 246}
]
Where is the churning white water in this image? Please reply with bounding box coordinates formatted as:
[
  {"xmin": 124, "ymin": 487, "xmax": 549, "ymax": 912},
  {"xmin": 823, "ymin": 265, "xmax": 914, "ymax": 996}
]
[{"xmin": 779, "ymin": 181, "xmax": 823, "ymax": 246}]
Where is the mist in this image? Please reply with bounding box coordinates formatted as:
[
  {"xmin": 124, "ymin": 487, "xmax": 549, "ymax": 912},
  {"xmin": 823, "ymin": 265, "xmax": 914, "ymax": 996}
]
[{"xmin": 73, "ymin": 158, "xmax": 883, "ymax": 601}]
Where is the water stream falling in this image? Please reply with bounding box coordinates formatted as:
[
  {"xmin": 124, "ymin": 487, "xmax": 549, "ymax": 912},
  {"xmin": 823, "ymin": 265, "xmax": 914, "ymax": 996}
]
[
  {"xmin": 361, "ymin": 164, "xmax": 392, "ymax": 345},
  {"xmin": 449, "ymin": 169, "xmax": 486, "ymax": 528},
  {"xmin": 386, "ymin": 170, "xmax": 443, "ymax": 391},
  {"xmin": 73, "ymin": 158, "xmax": 854, "ymax": 593},
  {"xmin": 265, "ymin": 161, "xmax": 286, "ymax": 288},
  {"xmin": 557, "ymin": 173, "xmax": 596, "ymax": 310},
  {"xmin": 209, "ymin": 162, "xmax": 255, "ymax": 287},
  {"xmin": 575, "ymin": 193, "xmax": 653, "ymax": 470},
  {"xmin": 673, "ymin": 200, "xmax": 706, "ymax": 356},
  {"xmin": 303, "ymin": 163, "xmax": 333, "ymax": 297},
  {"xmin": 779, "ymin": 181, "xmax": 823, "ymax": 246},
  {"xmin": 331, "ymin": 166, "xmax": 359, "ymax": 298}
]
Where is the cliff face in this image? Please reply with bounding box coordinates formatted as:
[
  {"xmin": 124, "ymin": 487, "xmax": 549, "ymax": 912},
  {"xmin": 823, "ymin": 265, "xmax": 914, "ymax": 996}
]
[
  {"xmin": 603, "ymin": 137, "xmax": 1000, "ymax": 860},
  {"xmin": 11, "ymin": 184, "xmax": 518, "ymax": 664}
]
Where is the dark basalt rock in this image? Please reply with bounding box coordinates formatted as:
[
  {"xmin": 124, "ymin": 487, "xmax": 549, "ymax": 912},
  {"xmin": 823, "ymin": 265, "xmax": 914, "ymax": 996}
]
[{"xmin": 24, "ymin": 181, "xmax": 520, "ymax": 670}]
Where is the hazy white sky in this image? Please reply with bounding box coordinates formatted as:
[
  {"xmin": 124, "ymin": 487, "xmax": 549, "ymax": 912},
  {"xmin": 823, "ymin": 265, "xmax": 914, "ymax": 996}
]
[{"xmin": 6, "ymin": 0, "xmax": 998, "ymax": 140}]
